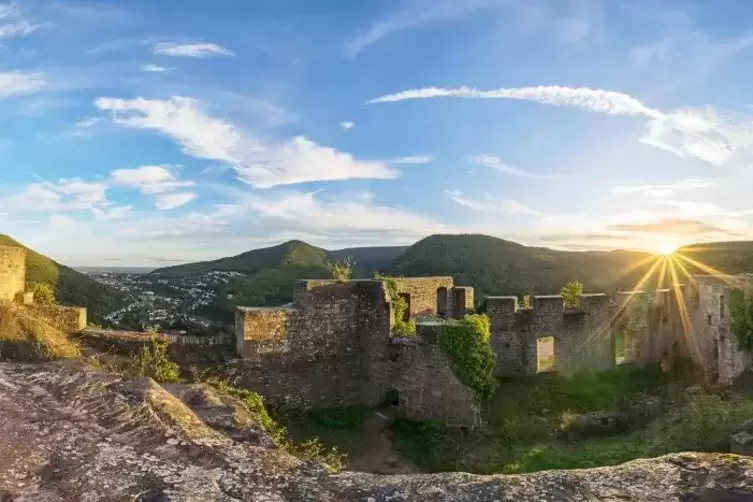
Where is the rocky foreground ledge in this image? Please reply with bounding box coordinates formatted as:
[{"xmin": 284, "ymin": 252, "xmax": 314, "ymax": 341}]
[{"xmin": 0, "ymin": 362, "xmax": 752, "ymax": 502}]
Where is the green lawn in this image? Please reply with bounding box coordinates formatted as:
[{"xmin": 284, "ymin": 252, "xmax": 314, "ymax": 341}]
[{"xmin": 392, "ymin": 364, "xmax": 753, "ymax": 474}]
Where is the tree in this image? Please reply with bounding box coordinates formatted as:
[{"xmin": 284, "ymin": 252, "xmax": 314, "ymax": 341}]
[
  {"xmin": 560, "ymin": 280, "xmax": 583, "ymax": 309},
  {"xmin": 326, "ymin": 256, "xmax": 354, "ymax": 282},
  {"xmin": 28, "ymin": 282, "xmax": 56, "ymax": 305}
]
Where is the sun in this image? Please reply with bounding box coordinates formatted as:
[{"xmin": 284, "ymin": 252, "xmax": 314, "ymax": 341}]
[{"xmin": 655, "ymin": 239, "xmax": 679, "ymax": 256}]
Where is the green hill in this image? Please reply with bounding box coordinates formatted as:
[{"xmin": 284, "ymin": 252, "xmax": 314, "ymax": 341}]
[
  {"xmin": 677, "ymin": 241, "xmax": 753, "ymax": 275},
  {"xmin": 389, "ymin": 234, "xmax": 656, "ymax": 298},
  {"xmin": 0, "ymin": 235, "xmax": 125, "ymax": 323},
  {"xmin": 152, "ymin": 240, "xmax": 330, "ymax": 277}
]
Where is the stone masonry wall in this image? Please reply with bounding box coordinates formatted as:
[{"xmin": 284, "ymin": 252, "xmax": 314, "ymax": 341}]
[
  {"xmin": 687, "ymin": 275, "xmax": 753, "ymax": 383},
  {"xmin": 24, "ymin": 304, "xmax": 87, "ymax": 333},
  {"xmin": 487, "ymin": 293, "xmax": 614, "ymax": 377},
  {"xmin": 0, "ymin": 246, "xmax": 25, "ymax": 303},
  {"xmin": 394, "ymin": 277, "xmax": 454, "ymax": 320},
  {"xmin": 385, "ymin": 323, "xmax": 480, "ymax": 428},
  {"xmin": 237, "ymin": 280, "xmax": 388, "ymax": 408}
]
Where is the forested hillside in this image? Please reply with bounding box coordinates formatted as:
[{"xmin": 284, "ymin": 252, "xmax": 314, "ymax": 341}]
[{"xmin": 0, "ymin": 235, "xmax": 124, "ymax": 322}]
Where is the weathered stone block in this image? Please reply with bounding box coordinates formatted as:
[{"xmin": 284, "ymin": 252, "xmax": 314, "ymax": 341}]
[{"xmin": 0, "ymin": 246, "xmax": 25, "ymax": 303}]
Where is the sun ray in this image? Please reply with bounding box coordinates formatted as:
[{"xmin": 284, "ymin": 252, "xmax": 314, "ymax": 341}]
[
  {"xmin": 671, "ymin": 255, "xmax": 696, "ymax": 286},
  {"xmin": 674, "ymin": 253, "xmax": 738, "ymax": 287},
  {"xmin": 668, "ymin": 255, "xmax": 703, "ymax": 366},
  {"xmin": 656, "ymin": 257, "xmax": 668, "ymax": 290},
  {"xmin": 610, "ymin": 256, "xmax": 663, "ymax": 327}
]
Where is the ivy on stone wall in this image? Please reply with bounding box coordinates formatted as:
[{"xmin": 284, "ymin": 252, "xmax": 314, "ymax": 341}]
[
  {"xmin": 374, "ymin": 272, "xmax": 416, "ymax": 337},
  {"xmin": 729, "ymin": 288, "xmax": 753, "ymax": 350},
  {"xmin": 438, "ymin": 314, "xmax": 498, "ymax": 400}
]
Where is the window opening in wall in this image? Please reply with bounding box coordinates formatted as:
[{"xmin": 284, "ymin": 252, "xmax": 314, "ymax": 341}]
[
  {"xmin": 615, "ymin": 330, "xmax": 628, "ymax": 364},
  {"xmin": 382, "ymin": 388, "xmax": 400, "ymax": 407},
  {"xmin": 537, "ymin": 336, "xmax": 555, "ymax": 373},
  {"xmin": 707, "ymin": 313, "xmax": 713, "ymax": 325},
  {"xmin": 436, "ymin": 287, "xmax": 448, "ymax": 317},
  {"xmin": 720, "ymin": 294, "xmax": 726, "ymax": 319},
  {"xmin": 398, "ymin": 293, "xmax": 411, "ymax": 323}
]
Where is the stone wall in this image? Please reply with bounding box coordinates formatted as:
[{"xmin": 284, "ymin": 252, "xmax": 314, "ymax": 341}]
[
  {"xmin": 394, "ymin": 277, "xmax": 455, "ymax": 320},
  {"xmin": 75, "ymin": 328, "xmax": 235, "ymax": 366},
  {"xmin": 237, "ymin": 280, "xmax": 391, "ymax": 408},
  {"xmin": 0, "ymin": 246, "xmax": 25, "ymax": 302},
  {"xmin": 487, "ymin": 293, "xmax": 614, "ymax": 377},
  {"xmin": 25, "ymin": 304, "xmax": 87, "ymax": 332},
  {"xmin": 686, "ymin": 275, "xmax": 753, "ymax": 384},
  {"xmin": 386, "ymin": 323, "xmax": 479, "ymax": 428},
  {"xmin": 235, "ymin": 277, "xmax": 481, "ymax": 427}
]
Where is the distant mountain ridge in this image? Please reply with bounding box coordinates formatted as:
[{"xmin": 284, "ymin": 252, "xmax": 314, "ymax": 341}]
[{"xmin": 0, "ymin": 235, "xmax": 125, "ymax": 323}]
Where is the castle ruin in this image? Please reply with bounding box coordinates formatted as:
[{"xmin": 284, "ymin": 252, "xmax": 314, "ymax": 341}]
[
  {"xmin": 2, "ymin": 245, "xmax": 751, "ymax": 429},
  {"xmin": 236, "ymin": 273, "xmax": 753, "ymax": 427}
]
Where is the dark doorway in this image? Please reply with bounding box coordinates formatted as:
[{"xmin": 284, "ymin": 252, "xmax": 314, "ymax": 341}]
[
  {"xmin": 398, "ymin": 293, "xmax": 411, "ymax": 322},
  {"xmin": 437, "ymin": 287, "xmax": 448, "ymax": 317}
]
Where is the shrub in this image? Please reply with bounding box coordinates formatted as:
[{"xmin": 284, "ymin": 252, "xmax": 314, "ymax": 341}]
[
  {"xmin": 438, "ymin": 314, "xmax": 498, "ymax": 400},
  {"xmin": 130, "ymin": 330, "xmax": 181, "ymax": 383},
  {"xmin": 205, "ymin": 378, "xmax": 345, "ymax": 472},
  {"xmin": 28, "ymin": 282, "xmax": 56, "ymax": 305},
  {"xmin": 375, "ymin": 272, "xmax": 417, "ymax": 337},
  {"xmin": 729, "ymin": 287, "xmax": 753, "ymax": 350},
  {"xmin": 560, "ymin": 281, "xmax": 583, "ymax": 309},
  {"xmin": 327, "ymin": 257, "xmax": 354, "ymax": 282}
]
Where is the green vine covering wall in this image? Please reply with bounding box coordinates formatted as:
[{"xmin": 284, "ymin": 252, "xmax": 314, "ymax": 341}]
[
  {"xmin": 438, "ymin": 314, "xmax": 498, "ymax": 400},
  {"xmin": 374, "ymin": 272, "xmax": 416, "ymax": 337},
  {"xmin": 729, "ymin": 288, "xmax": 753, "ymax": 350}
]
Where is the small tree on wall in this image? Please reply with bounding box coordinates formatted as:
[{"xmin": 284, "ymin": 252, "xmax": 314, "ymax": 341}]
[
  {"xmin": 560, "ymin": 280, "xmax": 583, "ymax": 309},
  {"xmin": 27, "ymin": 282, "xmax": 56, "ymax": 305},
  {"xmin": 327, "ymin": 256, "xmax": 354, "ymax": 282}
]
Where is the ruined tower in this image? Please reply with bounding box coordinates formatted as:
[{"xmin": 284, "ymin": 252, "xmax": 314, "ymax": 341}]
[{"xmin": 0, "ymin": 245, "xmax": 26, "ymax": 302}]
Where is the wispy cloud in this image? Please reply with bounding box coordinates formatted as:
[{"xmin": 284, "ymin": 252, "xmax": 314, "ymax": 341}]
[
  {"xmin": 0, "ymin": 3, "xmax": 37, "ymax": 39},
  {"xmin": 344, "ymin": 0, "xmax": 498, "ymax": 57},
  {"xmin": 141, "ymin": 64, "xmax": 171, "ymax": 73},
  {"xmin": 469, "ymin": 154, "xmax": 556, "ymax": 179},
  {"xmin": 155, "ymin": 192, "xmax": 197, "ymax": 210},
  {"xmin": 608, "ymin": 218, "xmax": 736, "ymax": 236},
  {"xmin": 612, "ymin": 178, "xmax": 713, "ymax": 197},
  {"xmin": 368, "ymin": 85, "xmax": 662, "ymax": 117},
  {"xmin": 340, "ymin": 121, "xmax": 355, "ymax": 130},
  {"xmin": 0, "ymin": 71, "xmax": 44, "ymax": 97},
  {"xmin": 446, "ymin": 190, "xmax": 540, "ymax": 215},
  {"xmin": 111, "ymin": 165, "xmax": 194, "ymax": 195},
  {"xmin": 370, "ymin": 84, "xmax": 753, "ymax": 169},
  {"xmin": 390, "ymin": 155, "xmax": 433, "ymax": 165},
  {"xmin": 154, "ymin": 42, "xmax": 233, "ymax": 58},
  {"xmin": 95, "ymin": 96, "xmax": 398, "ymax": 188}
]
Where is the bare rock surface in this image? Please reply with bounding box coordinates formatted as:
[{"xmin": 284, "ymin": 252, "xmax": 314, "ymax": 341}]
[{"xmin": 1, "ymin": 361, "xmax": 753, "ymax": 501}]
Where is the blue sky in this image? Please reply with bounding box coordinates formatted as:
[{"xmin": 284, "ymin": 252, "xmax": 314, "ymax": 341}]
[{"xmin": 1, "ymin": 0, "xmax": 753, "ymax": 266}]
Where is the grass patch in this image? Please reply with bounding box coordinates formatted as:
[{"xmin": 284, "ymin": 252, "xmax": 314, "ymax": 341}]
[
  {"xmin": 272, "ymin": 405, "xmax": 370, "ymax": 462},
  {"xmin": 392, "ymin": 364, "xmax": 752, "ymax": 474},
  {"xmin": 0, "ymin": 303, "xmax": 80, "ymax": 362}
]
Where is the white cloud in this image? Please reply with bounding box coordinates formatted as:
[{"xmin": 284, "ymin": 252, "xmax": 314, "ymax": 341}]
[
  {"xmin": 153, "ymin": 42, "xmax": 233, "ymax": 58},
  {"xmin": 368, "ymin": 85, "xmax": 663, "ymax": 117},
  {"xmin": 469, "ymin": 154, "xmax": 556, "ymax": 179},
  {"xmin": 49, "ymin": 214, "xmax": 75, "ymax": 228},
  {"xmin": 96, "ymin": 96, "xmax": 398, "ymax": 188},
  {"xmin": 92, "ymin": 205, "xmax": 132, "ymax": 220},
  {"xmin": 111, "ymin": 165, "xmax": 194, "ymax": 194},
  {"xmin": 612, "ymin": 178, "xmax": 713, "ymax": 197},
  {"xmin": 344, "ymin": 0, "xmax": 497, "ymax": 57},
  {"xmin": 155, "ymin": 192, "xmax": 197, "ymax": 210},
  {"xmin": 370, "ymin": 84, "xmax": 753, "ymax": 169},
  {"xmin": 446, "ymin": 190, "xmax": 540, "ymax": 215},
  {"xmin": 0, "ymin": 3, "xmax": 36, "ymax": 39},
  {"xmin": 141, "ymin": 64, "xmax": 171, "ymax": 73},
  {"xmin": 658, "ymin": 200, "xmax": 753, "ymax": 219},
  {"xmin": 5, "ymin": 179, "xmax": 109, "ymax": 214},
  {"xmin": 0, "ymin": 71, "xmax": 44, "ymax": 97},
  {"xmin": 390, "ymin": 155, "xmax": 433, "ymax": 165},
  {"xmin": 340, "ymin": 121, "xmax": 355, "ymax": 129}
]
